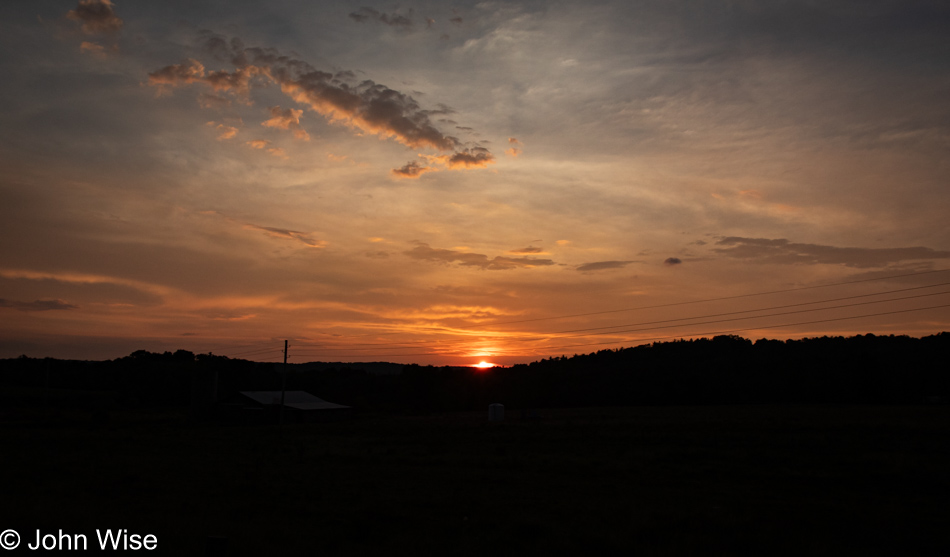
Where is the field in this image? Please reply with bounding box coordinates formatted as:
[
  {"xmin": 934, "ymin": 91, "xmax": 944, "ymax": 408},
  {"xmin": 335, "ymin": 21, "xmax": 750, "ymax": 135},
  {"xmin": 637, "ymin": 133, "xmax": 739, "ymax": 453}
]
[{"xmin": 2, "ymin": 397, "xmax": 949, "ymax": 555}]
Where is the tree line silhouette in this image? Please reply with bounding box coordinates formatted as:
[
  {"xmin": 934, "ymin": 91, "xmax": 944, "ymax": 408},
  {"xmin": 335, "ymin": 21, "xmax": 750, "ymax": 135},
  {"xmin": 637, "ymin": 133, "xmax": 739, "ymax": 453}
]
[{"xmin": 2, "ymin": 333, "xmax": 948, "ymax": 415}]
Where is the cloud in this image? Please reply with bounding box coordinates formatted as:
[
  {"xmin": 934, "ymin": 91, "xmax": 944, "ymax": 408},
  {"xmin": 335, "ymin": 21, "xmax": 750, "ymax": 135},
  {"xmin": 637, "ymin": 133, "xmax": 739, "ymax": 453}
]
[
  {"xmin": 67, "ymin": 0, "xmax": 122, "ymax": 35},
  {"xmin": 245, "ymin": 139, "xmax": 285, "ymax": 158},
  {"xmin": 242, "ymin": 224, "xmax": 326, "ymax": 248},
  {"xmin": 664, "ymin": 257, "xmax": 683, "ymax": 266},
  {"xmin": 712, "ymin": 237, "xmax": 950, "ymax": 268},
  {"xmin": 576, "ymin": 260, "xmax": 635, "ymax": 272},
  {"xmin": 506, "ymin": 137, "xmax": 523, "ymax": 157},
  {"xmin": 404, "ymin": 242, "xmax": 555, "ymax": 270},
  {"xmin": 197, "ymin": 93, "xmax": 232, "ymax": 109},
  {"xmin": 425, "ymin": 147, "xmax": 495, "ymax": 169},
  {"xmin": 0, "ymin": 298, "xmax": 79, "ymax": 312},
  {"xmin": 349, "ymin": 7, "xmax": 413, "ymax": 28},
  {"xmin": 510, "ymin": 246, "xmax": 543, "ymax": 254},
  {"xmin": 147, "ymin": 39, "xmax": 496, "ymax": 173},
  {"xmin": 392, "ymin": 160, "xmax": 435, "ymax": 179},
  {"xmin": 208, "ymin": 122, "xmax": 238, "ymax": 140},
  {"xmin": 261, "ymin": 106, "xmax": 310, "ymax": 141},
  {"xmin": 147, "ymin": 59, "xmax": 261, "ymax": 98},
  {"xmin": 79, "ymin": 41, "xmax": 106, "ymax": 56}
]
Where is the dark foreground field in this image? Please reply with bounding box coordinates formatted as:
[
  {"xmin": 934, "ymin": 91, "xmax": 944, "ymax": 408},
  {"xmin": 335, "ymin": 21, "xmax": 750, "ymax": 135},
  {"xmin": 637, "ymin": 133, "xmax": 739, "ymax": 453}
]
[{"xmin": 2, "ymin": 400, "xmax": 949, "ymax": 556}]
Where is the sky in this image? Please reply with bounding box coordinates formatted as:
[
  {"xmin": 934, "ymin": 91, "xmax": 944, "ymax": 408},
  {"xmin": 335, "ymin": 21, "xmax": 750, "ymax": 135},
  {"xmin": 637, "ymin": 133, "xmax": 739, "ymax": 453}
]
[{"xmin": 1, "ymin": 0, "xmax": 949, "ymax": 366}]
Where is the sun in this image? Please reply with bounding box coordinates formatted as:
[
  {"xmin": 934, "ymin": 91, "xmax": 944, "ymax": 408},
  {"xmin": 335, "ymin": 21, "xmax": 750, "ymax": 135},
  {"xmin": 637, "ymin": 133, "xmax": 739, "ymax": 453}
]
[{"xmin": 473, "ymin": 361, "xmax": 496, "ymax": 369}]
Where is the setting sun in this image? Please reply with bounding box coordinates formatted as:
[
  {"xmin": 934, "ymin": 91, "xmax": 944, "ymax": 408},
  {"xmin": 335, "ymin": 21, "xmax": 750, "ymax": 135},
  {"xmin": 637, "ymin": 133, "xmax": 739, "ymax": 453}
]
[{"xmin": 474, "ymin": 361, "xmax": 496, "ymax": 369}]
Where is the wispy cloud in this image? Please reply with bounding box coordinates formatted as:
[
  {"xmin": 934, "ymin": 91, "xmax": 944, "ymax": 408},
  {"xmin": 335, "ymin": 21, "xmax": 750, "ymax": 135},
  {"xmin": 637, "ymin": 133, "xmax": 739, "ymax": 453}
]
[
  {"xmin": 713, "ymin": 237, "xmax": 950, "ymax": 268},
  {"xmin": 405, "ymin": 242, "xmax": 555, "ymax": 270},
  {"xmin": 242, "ymin": 224, "xmax": 326, "ymax": 248},
  {"xmin": 510, "ymin": 246, "xmax": 543, "ymax": 254},
  {"xmin": 349, "ymin": 7, "xmax": 413, "ymax": 28},
  {"xmin": 207, "ymin": 122, "xmax": 238, "ymax": 140},
  {"xmin": 244, "ymin": 139, "xmax": 285, "ymax": 158},
  {"xmin": 506, "ymin": 137, "xmax": 523, "ymax": 157},
  {"xmin": 576, "ymin": 260, "xmax": 635, "ymax": 272},
  {"xmin": 0, "ymin": 298, "xmax": 79, "ymax": 312},
  {"xmin": 261, "ymin": 106, "xmax": 310, "ymax": 141},
  {"xmin": 663, "ymin": 257, "xmax": 683, "ymax": 266}
]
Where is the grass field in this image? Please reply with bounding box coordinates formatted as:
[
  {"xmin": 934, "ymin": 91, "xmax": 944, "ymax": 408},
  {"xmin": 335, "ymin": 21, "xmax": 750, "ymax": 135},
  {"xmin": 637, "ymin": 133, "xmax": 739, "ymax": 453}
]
[{"xmin": 2, "ymin": 399, "xmax": 949, "ymax": 555}]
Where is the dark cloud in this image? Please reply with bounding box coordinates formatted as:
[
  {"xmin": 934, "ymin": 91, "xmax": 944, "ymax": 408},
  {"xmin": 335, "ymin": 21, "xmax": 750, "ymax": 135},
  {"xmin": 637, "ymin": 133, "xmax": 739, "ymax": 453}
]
[
  {"xmin": 149, "ymin": 44, "xmax": 472, "ymax": 157},
  {"xmin": 510, "ymin": 246, "xmax": 543, "ymax": 254},
  {"xmin": 664, "ymin": 257, "xmax": 683, "ymax": 266},
  {"xmin": 243, "ymin": 224, "xmax": 325, "ymax": 248},
  {"xmin": 577, "ymin": 260, "xmax": 635, "ymax": 272},
  {"xmin": 67, "ymin": 0, "xmax": 122, "ymax": 35},
  {"xmin": 449, "ymin": 16, "xmax": 463, "ymax": 26},
  {"xmin": 349, "ymin": 7, "xmax": 413, "ymax": 28},
  {"xmin": 149, "ymin": 32, "xmax": 506, "ymax": 175},
  {"xmin": 443, "ymin": 147, "xmax": 495, "ymax": 169},
  {"xmin": 404, "ymin": 242, "xmax": 555, "ymax": 270},
  {"xmin": 0, "ymin": 299, "xmax": 78, "ymax": 312},
  {"xmin": 392, "ymin": 160, "xmax": 434, "ymax": 179},
  {"xmin": 713, "ymin": 237, "xmax": 950, "ymax": 268}
]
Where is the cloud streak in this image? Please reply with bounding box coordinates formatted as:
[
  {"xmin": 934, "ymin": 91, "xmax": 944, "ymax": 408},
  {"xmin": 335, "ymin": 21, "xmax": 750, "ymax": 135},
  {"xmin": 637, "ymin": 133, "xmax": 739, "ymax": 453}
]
[
  {"xmin": 713, "ymin": 237, "xmax": 950, "ymax": 268},
  {"xmin": 0, "ymin": 299, "xmax": 79, "ymax": 312},
  {"xmin": 576, "ymin": 260, "xmax": 635, "ymax": 272},
  {"xmin": 242, "ymin": 224, "xmax": 326, "ymax": 248},
  {"xmin": 147, "ymin": 39, "xmax": 496, "ymax": 174},
  {"xmin": 404, "ymin": 243, "xmax": 555, "ymax": 270},
  {"xmin": 349, "ymin": 7, "xmax": 413, "ymax": 28}
]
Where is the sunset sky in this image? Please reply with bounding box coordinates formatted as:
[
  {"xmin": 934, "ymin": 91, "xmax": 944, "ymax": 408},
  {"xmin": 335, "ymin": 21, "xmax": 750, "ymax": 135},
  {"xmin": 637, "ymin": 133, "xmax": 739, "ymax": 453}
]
[{"xmin": 2, "ymin": 0, "xmax": 949, "ymax": 366}]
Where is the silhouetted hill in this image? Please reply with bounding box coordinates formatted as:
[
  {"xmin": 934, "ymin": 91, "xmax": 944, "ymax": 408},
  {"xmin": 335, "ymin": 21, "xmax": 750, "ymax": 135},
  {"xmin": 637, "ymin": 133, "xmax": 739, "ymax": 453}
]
[{"xmin": 2, "ymin": 333, "xmax": 948, "ymax": 414}]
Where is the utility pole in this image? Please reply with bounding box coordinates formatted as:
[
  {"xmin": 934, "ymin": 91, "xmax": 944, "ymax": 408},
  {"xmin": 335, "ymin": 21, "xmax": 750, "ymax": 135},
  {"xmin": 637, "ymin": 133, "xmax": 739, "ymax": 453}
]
[{"xmin": 279, "ymin": 340, "xmax": 288, "ymax": 425}]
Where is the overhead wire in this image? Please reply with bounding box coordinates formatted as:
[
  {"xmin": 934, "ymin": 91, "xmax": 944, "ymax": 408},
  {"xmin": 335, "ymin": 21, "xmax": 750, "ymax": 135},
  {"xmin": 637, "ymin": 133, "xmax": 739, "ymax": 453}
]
[
  {"xmin": 198, "ymin": 268, "xmax": 950, "ymax": 361},
  {"xmin": 480, "ymin": 267, "xmax": 950, "ymax": 327}
]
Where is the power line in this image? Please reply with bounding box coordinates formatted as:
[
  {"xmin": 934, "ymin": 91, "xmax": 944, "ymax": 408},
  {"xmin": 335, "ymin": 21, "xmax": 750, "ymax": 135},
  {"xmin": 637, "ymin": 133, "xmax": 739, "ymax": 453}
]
[
  {"xmin": 538, "ymin": 290, "xmax": 950, "ymax": 339},
  {"xmin": 195, "ymin": 270, "xmax": 950, "ymax": 361},
  {"xmin": 481, "ymin": 267, "xmax": 950, "ymax": 327},
  {"xmin": 283, "ymin": 302, "xmax": 950, "ymax": 361},
  {"xmin": 272, "ymin": 283, "xmax": 950, "ymax": 352},
  {"xmin": 533, "ymin": 302, "xmax": 950, "ymax": 354}
]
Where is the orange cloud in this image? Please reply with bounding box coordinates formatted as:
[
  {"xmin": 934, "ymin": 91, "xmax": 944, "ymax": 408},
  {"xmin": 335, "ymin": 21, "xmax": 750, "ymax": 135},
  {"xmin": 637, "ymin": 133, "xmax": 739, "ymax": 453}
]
[
  {"xmin": 423, "ymin": 147, "xmax": 495, "ymax": 170},
  {"xmin": 506, "ymin": 137, "xmax": 523, "ymax": 157},
  {"xmin": 208, "ymin": 122, "xmax": 238, "ymax": 140},
  {"xmin": 261, "ymin": 106, "xmax": 310, "ymax": 141},
  {"xmin": 246, "ymin": 139, "xmax": 270, "ymax": 149},
  {"xmin": 148, "ymin": 59, "xmax": 207, "ymax": 91}
]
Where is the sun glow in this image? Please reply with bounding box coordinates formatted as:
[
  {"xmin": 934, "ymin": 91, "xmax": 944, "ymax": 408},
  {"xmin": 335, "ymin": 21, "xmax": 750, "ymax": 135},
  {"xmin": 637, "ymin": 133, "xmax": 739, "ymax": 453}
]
[{"xmin": 473, "ymin": 361, "xmax": 496, "ymax": 369}]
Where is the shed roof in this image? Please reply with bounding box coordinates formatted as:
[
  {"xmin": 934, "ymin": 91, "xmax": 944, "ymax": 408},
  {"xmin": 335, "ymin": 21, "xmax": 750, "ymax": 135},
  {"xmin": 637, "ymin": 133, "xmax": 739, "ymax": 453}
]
[{"xmin": 238, "ymin": 391, "xmax": 350, "ymax": 410}]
